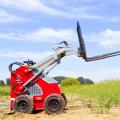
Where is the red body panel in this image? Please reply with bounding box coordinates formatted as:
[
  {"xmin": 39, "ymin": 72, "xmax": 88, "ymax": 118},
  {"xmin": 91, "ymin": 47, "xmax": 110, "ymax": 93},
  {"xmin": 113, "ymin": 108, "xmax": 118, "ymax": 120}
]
[{"xmin": 10, "ymin": 66, "xmax": 61, "ymax": 111}]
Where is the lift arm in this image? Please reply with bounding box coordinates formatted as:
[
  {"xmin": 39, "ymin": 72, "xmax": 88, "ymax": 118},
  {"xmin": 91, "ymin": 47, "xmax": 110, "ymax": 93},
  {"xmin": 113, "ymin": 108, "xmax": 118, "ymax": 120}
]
[{"xmin": 29, "ymin": 21, "xmax": 120, "ymax": 73}]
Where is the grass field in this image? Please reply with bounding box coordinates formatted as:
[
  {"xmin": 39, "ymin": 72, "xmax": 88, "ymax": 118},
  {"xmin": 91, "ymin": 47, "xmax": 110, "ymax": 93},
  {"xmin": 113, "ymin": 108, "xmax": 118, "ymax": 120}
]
[
  {"xmin": 63, "ymin": 80, "xmax": 120, "ymax": 104},
  {"xmin": 1, "ymin": 80, "xmax": 120, "ymax": 113},
  {"xmin": 63, "ymin": 80, "xmax": 120, "ymax": 113},
  {"xmin": 1, "ymin": 80, "xmax": 120, "ymax": 103},
  {"xmin": 0, "ymin": 86, "xmax": 10, "ymax": 96}
]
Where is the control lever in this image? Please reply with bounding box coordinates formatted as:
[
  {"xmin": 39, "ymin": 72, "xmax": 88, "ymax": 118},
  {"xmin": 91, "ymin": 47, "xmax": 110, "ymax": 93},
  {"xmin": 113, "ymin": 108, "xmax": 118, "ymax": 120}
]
[{"xmin": 23, "ymin": 59, "xmax": 36, "ymax": 66}]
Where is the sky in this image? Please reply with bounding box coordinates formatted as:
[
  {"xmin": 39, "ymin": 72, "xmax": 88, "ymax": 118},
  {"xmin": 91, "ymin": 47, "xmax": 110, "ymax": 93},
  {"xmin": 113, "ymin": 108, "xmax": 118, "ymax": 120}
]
[{"xmin": 0, "ymin": 0, "xmax": 120, "ymax": 82}]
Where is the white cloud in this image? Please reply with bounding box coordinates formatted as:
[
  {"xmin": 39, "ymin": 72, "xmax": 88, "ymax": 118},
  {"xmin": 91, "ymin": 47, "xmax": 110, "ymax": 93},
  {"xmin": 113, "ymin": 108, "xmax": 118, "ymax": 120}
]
[
  {"xmin": 0, "ymin": 9, "xmax": 25, "ymax": 22},
  {"xmin": 1, "ymin": 26, "xmax": 120, "ymax": 48},
  {"xmin": 0, "ymin": 50, "xmax": 52, "ymax": 60},
  {"xmin": 1, "ymin": 27, "xmax": 120, "ymax": 48},
  {"xmin": 0, "ymin": 0, "xmax": 68, "ymax": 17},
  {"xmin": 0, "ymin": 0, "xmax": 112, "ymax": 20},
  {"xmin": 0, "ymin": 28, "xmax": 77, "ymax": 42},
  {"xmin": 87, "ymin": 29, "xmax": 120, "ymax": 48}
]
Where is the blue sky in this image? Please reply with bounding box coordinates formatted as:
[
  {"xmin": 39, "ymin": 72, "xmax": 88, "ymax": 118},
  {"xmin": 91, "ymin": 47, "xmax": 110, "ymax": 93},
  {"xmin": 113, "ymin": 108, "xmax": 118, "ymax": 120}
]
[{"xmin": 0, "ymin": 0, "xmax": 120, "ymax": 82}]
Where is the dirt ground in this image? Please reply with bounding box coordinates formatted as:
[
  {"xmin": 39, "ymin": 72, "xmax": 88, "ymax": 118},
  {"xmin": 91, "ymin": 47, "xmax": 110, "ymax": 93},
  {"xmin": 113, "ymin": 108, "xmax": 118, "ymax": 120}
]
[{"xmin": 0, "ymin": 98, "xmax": 120, "ymax": 120}]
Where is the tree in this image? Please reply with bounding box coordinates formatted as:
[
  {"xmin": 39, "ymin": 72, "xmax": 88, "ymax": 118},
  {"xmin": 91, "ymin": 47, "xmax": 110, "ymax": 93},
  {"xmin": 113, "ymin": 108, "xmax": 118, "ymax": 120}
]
[
  {"xmin": 6, "ymin": 78, "xmax": 10, "ymax": 86},
  {"xmin": 0, "ymin": 80, "xmax": 5, "ymax": 86},
  {"xmin": 84, "ymin": 79, "xmax": 94, "ymax": 84},
  {"xmin": 77, "ymin": 77, "xmax": 85, "ymax": 84},
  {"xmin": 78, "ymin": 77, "xmax": 94, "ymax": 85},
  {"xmin": 53, "ymin": 76, "xmax": 66, "ymax": 84}
]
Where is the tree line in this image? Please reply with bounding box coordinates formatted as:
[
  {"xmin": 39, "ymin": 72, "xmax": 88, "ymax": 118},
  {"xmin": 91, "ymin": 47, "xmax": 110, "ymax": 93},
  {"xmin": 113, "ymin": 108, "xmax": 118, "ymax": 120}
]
[
  {"xmin": 0, "ymin": 76, "xmax": 94, "ymax": 86},
  {"xmin": 54, "ymin": 76, "xmax": 94, "ymax": 85}
]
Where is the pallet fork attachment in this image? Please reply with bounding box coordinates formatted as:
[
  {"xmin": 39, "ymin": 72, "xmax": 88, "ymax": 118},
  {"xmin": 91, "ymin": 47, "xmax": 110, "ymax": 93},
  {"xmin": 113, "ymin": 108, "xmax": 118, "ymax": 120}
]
[{"xmin": 77, "ymin": 21, "xmax": 120, "ymax": 61}]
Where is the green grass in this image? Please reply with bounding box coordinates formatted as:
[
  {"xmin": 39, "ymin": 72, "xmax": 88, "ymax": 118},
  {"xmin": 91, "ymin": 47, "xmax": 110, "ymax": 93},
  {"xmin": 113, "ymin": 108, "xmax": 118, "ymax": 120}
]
[
  {"xmin": 62, "ymin": 80, "xmax": 120, "ymax": 104},
  {"xmin": 62, "ymin": 80, "xmax": 120, "ymax": 113},
  {"xmin": 0, "ymin": 86, "xmax": 10, "ymax": 96}
]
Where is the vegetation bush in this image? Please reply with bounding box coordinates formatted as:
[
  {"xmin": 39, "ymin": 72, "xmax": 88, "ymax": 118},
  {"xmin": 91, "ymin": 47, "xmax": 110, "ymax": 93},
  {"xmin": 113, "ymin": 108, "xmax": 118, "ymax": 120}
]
[
  {"xmin": 61, "ymin": 78, "xmax": 80, "ymax": 86},
  {"xmin": 87, "ymin": 96, "xmax": 113, "ymax": 113},
  {"xmin": 0, "ymin": 80, "xmax": 5, "ymax": 86}
]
